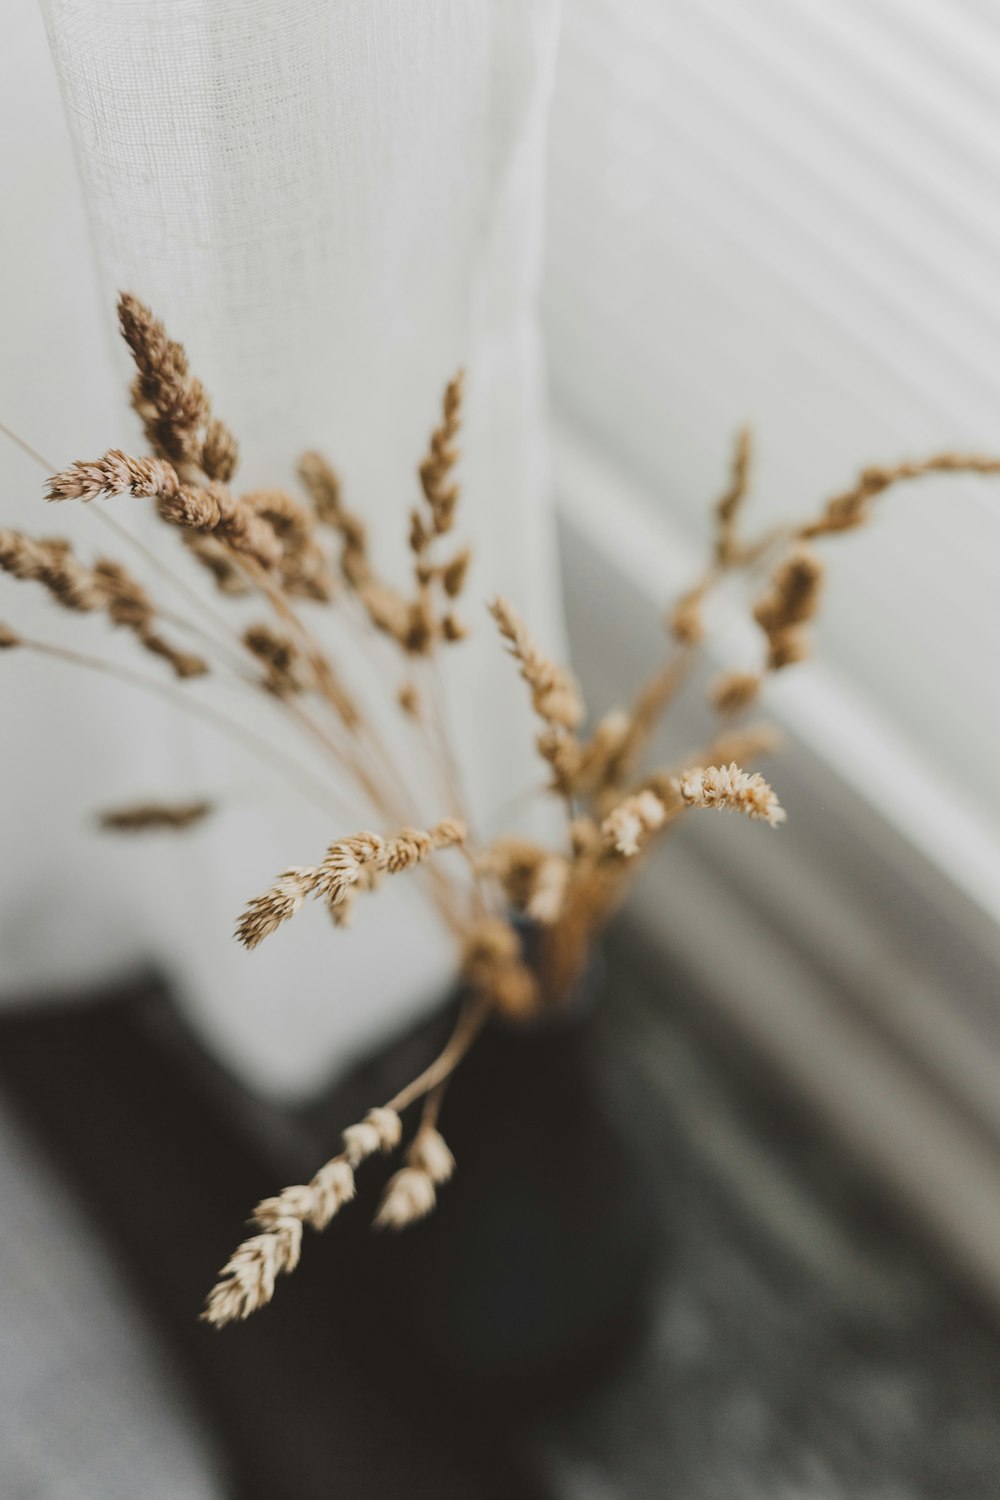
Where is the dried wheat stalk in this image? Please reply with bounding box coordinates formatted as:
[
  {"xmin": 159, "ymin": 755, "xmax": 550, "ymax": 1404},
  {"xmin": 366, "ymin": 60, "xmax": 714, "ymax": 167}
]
[
  {"xmin": 235, "ymin": 819, "xmax": 467, "ymax": 950},
  {"xmin": 6, "ymin": 291, "xmax": 997, "ymax": 1331}
]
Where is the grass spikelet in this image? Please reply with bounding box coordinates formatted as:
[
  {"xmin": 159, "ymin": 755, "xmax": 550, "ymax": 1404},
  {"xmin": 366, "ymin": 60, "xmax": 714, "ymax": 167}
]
[
  {"xmin": 489, "ymin": 596, "xmax": 583, "ymax": 731},
  {"xmin": 118, "ymin": 292, "xmax": 238, "ymax": 480},
  {"xmin": 710, "ymin": 670, "xmax": 761, "ymax": 716},
  {"xmin": 235, "ymin": 820, "xmax": 466, "ymax": 949},
  {"xmin": 600, "ymin": 789, "xmax": 667, "ymax": 857},
  {"xmin": 675, "ymin": 763, "xmax": 785, "ymax": 827},
  {"xmin": 753, "ymin": 544, "xmax": 823, "ymax": 672},
  {"xmin": 417, "ymin": 371, "xmax": 464, "ymax": 537},
  {"xmin": 243, "ymin": 623, "xmax": 306, "ymax": 697},
  {"xmin": 0, "ymin": 530, "xmax": 207, "ymax": 678},
  {"xmin": 99, "ymin": 800, "xmax": 211, "ymax": 831},
  {"xmin": 298, "ymin": 450, "xmax": 343, "ymax": 527},
  {"xmin": 461, "ymin": 917, "xmax": 540, "ymax": 1020},
  {"xmin": 714, "ymin": 425, "xmax": 753, "ymax": 565},
  {"xmin": 667, "ymin": 583, "xmax": 707, "ymax": 646}
]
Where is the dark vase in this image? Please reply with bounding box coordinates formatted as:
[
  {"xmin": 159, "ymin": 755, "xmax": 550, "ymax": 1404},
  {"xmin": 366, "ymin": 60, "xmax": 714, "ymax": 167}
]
[{"xmin": 338, "ymin": 948, "xmax": 657, "ymax": 1408}]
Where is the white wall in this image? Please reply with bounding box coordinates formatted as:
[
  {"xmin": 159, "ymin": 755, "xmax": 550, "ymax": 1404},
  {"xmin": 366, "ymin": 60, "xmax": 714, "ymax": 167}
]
[{"xmin": 544, "ymin": 0, "xmax": 1000, "ymax": 842}]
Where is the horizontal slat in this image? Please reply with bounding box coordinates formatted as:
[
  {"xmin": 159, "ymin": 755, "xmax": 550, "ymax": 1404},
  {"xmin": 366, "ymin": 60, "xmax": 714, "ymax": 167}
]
[{"xmin": 544, "ymin": 0, "xmax": 1000, "ymax": 832}]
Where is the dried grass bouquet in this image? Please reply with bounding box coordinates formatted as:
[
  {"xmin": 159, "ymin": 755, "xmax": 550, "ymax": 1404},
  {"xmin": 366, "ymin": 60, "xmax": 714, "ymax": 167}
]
[{"xmin": 2, "ymin": 295, "xmax": 996, "ymax": 1326}]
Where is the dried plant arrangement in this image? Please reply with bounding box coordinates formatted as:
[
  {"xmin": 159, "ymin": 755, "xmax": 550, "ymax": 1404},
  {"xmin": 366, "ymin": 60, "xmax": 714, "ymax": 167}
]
[{"xmin": 3, "ymin": 294, "xmax": 999, "ymax": 1327}]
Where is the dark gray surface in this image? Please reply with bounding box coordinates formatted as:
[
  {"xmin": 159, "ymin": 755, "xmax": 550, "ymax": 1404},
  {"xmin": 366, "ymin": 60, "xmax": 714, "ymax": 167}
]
[
  {"xmin": 0, "ymin": 1097, "xmax": 225, "ymax": 1500},
  {"xmin": 2, "ymin": 938, "xmax": 998, "ymax": 1498},
  {"xmin": 530, "ymin": 944, "xmax": 1000, "ymax": 1499}
]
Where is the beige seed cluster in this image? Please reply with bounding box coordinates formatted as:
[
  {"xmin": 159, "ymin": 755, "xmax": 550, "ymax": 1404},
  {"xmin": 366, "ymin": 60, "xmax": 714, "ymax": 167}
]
[
  {"xmin": 99, "ymin": 800, "xmax": 211, "ymax": 831},
  {"xmin": 47, "ymin": 451, "xmax": 281, "ymax": 571},
  {"xmin": 235, "ymin": 820, "xmax": 467, "ymax": 950},
  {"xmin": 674, "ymin": 762, "xmax": 785, "ymax": 827},
  {"xmin": 481, "ymin": 838, "xmax": 570, "ymax": 924},
  {"xmin": 710, "ymin": 670, "xmax": 762, "ymax": 716},
  {"xmin": 0, "ymin": 529, "xmax": 206, "ymax": 678},
  {"xmin": 489, "ymin": 596, "xmax": 583, "ymax": 730},
  {"xmin": 752, "ymin": 545, "xmax": 823, "ymax": 671},
  {"xmin": 714, "ymin": 425, "xmax": 754, "ymax": 566},
  {"xmin": 243, "ymin": 622, "xmax": 307, "ymax": 697},
  {"xmin": 600, "ymin": 790, "xmax": 668, "ymax": 857},
  {"xmin": 19, "ymin": 292, "xmax": 996, "ymax": 1342},
  {"xmin": 245, "ymin": 488, "xmax": 334, "ymax": 602},
  {"xmin": 119, "ymin": 291, "xmax": 238, "ymax": 482},
  {"xmin": 202, "ymin": 1106, "xmax": 402, "ymax": 1327}
]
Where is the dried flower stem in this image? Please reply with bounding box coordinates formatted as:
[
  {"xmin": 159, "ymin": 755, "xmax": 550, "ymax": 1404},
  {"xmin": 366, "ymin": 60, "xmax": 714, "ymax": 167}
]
[
  {"xmin": 714, "ymin": 425, "xmax": 753, "ymax": 565},
  {"xmin": 203, "ymin": 1105, "xmax": 399, "ymax": 1327},
  {"xmin": 238, "ymin": 558, "xmax": 440, "ymax": 846},
  {"xmin": 600, "ymin": 789, "xmax": 668, "ymax": 857},
  {"xmin": 279, "ymin": 698, "xmax": 466, "ymax": 935},
  {"xmin": 236, "ymin": 558, "xmax": 449, "ymax": 866},
  {"xmin": 704, "ymin": 722, "xmax": 782, "ymax": 769},
  {"xmin": 235, "ymin": 819, "xmax": 468, "ymax": 950},
  {"xmin": 203, "ymin": 997, "xmax": 486, "ymax": 1325},
  {"xmin": 604, "ymin": 649, "xmax": 695, "ymax": 796},
  {"xmin": 800, "ymin": 452, "xmax": 1000, "ymax": 540},
  {"xmin": 0, "ymin": 420, "xmax": 282, "ymax": 681},
  {"xmin": 387, "ymin": 993, "xmax": 490, "ymax": 1114}
]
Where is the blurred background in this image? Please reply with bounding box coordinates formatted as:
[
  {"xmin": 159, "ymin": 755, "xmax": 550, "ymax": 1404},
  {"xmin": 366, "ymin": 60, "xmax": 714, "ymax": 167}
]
[{"xmin": 3, "ymin": 0, "xmax": 1000, "ymax": 1495}]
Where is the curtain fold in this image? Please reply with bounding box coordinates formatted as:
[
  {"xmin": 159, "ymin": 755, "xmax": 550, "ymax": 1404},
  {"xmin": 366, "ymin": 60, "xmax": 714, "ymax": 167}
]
[{"xmin": 0, "ymin": 0, "xmax": 563, "ymax": 1097}]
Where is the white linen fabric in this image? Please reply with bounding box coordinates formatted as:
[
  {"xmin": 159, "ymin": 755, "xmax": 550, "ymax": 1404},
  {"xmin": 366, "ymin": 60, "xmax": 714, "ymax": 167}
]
[{"xmin": 0, "ymin": 0, "xmax": 563, "ymax": 1097}]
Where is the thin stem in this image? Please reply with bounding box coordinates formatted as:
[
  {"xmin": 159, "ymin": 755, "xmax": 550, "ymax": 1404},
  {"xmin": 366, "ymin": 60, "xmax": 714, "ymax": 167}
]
[
  {"xmin": 616, "ymin": 646, "xmax": 695, "ymax": 782},
  {"xmin": 418, "ymin": 1079, "xmax": 448, "ymax": 1133},
  {"xmin": 89, "ymin": 506, "xmax": 247, "ymax": 652},
  {"xmin": 14, "ymin": 637, "xmax": 354, "ymax": 821},
  {"xmin": 277, "ymin": 702, "xmax": 468, "ymax": 940},
  {"xmin": 4, "ymin": 417, "xmax": 470, "ymax": 932},
  {"xmin": 387, "ymin": 994, "xmax": 489, "ymax": 1114},
  {"xmin": 424, "ymin": 654, "xmax": 473, "ymax": 831},
  {"xmin": 240, "ymin": 557, "xmax": 360, "ymax": 722},
  {"xmin": 336, "ymin": 591, "xmax": 447, "ymax": 831},
  {"xmin": 149, "ymin": 603, "xmax": 256, "ymax": 679},
  {"xmin": 240, "ymin": 578, "xmax": 471, "ymax": 935},
  {"xmin": 241, "ymin": 557, "xmax": 435, "ymax": 833},
  {"xmin": 415, "ymin": 656, "xmax": 492, "ymax": 922},
  {"xmin": 0, "ymin": 419, "xmax": 53, "ymax": 473}
]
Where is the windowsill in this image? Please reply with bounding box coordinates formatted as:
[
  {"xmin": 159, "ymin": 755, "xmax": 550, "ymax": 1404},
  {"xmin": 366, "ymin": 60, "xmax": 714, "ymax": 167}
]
[{"xmin": 554, "ymin": 416, "xmax": 1000, "ymax": 1310}]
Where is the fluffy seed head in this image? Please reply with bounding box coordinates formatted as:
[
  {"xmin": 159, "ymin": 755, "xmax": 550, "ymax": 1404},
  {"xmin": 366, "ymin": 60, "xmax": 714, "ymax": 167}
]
[
  {"xmin": 675, "ymin": 762, "xmax": 785, "ymax": 827},
  {"xmin": 601, "ymin": 790, "xmax": 667, "ymax": 857},
  {"xmin": 235, "ymin": 867, "xmax": 320, "ymax": 949},
  {"xmin": 374, "ymin": 1167, "xmax": 437, "ymax": 1231},
  {"xmin": 342, "ymin": 1107, "xmax": 401, "ymax": 1166},
  {"xmin": 409, "ymin": 1127, "xmax": 455, "ymax": 1185},
  {"xmin": 308, "ymin": 1159, "xmax": 357, "ymax": 1229},
  {"xmin": 489, "ymin": 596, "xmax": 584, "ymax": 730}
]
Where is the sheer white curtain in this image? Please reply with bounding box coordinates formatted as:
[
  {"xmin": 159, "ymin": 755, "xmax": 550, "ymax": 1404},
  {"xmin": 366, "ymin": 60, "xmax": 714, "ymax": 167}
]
[{"xmin": 0, "ymin": 0, "xmax": 563, "ymax": 1097}]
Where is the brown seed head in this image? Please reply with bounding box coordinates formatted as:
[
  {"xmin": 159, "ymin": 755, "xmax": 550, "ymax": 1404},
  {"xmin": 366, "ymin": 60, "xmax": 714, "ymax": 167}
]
[
  {"xmin": 99, "ymin": 800, "xmax": 211, "ymax": 831},
  {"xmin": 710, "ymin": 671, "xmax": 761, "ymax": 716}
]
